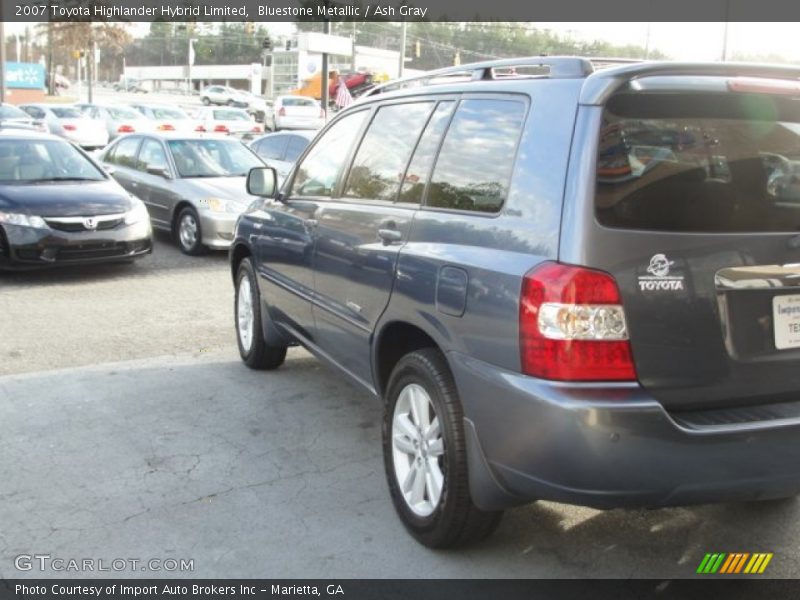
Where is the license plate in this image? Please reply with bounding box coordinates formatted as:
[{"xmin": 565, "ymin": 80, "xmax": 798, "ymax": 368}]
[{"xmin": 773, "ymin": 294, "xmax": 800, "ymax": 349}]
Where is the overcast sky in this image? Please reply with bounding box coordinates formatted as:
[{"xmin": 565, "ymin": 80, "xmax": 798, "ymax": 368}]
[{"xmin": 5, "ymin": 22, "xmax": 800, "ymax": 63}]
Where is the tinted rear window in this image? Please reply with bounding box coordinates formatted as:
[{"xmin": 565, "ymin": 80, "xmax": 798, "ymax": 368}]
[{"xmin": 596, "ymin": 92, "xmax": 800, "ymax": 232}]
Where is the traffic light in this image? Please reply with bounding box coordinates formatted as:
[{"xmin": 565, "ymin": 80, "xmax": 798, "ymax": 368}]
[
  {"xmin": 245, "ymin": 22, "xmax": 254, "ymax": 35},
  {"xmin": 454, "ymin": 51, "xmax": 461, "ymax": 66},
  {"xmin": 285, "ymin": 40, "xmax": 291, "ymax": 51},
  {"xmin": 415, "ymin": 40, "xmax": 420, "ymax": 58},
  {"xmin": 262, "ymin": 36, "xmax": 272, "ymax": 51}
]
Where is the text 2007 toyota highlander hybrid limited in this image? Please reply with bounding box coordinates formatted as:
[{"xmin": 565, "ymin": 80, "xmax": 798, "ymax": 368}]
[{"xmin": 230, "ymin": 57, "xmax": 800, "ymax": 547}]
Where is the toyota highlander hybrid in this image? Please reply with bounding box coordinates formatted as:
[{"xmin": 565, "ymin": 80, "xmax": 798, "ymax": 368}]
[{"xmin": 230, "ymin": 57, "xmax": 800, "ymax": 548}]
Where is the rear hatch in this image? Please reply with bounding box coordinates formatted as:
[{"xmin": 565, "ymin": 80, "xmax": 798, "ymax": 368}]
[{"xmin": 583, "ymin": 73, "xmax": 800, "ymax": 411}]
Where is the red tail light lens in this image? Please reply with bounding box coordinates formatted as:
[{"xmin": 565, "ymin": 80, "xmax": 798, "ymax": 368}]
[
  {"xmin": 278, "ymin": 107, "xmax": 286, "ymax": 117},
  {"xmin": 251, "ymin": 125, "xmax": 262, "ymax": 133},
  {"xmin": 157, "ymin": 123, "xmax": 175, "ymax": 131},
  {"xmin": 117, "ymin": 124, "xmax": 135, "ymax": 133},
  {"xmin": 213, "ymin": 124, "xmax": 229, "ymax": 133},
  {"xmin": 195, "ymin": 125, "xmax": 206, "ymax": 132},
  {"xmin": 63, "ymin": 124, "xmax": 76, "ymax": 131},
  {"xmin": 520, "ymin": 262, "xmax": 636, "ymax": 382}
]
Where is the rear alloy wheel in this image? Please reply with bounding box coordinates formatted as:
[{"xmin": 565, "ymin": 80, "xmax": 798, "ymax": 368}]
[
  {"xmin": 201, "ymin": 96, "xmax": 211, "ymax": 106},
  {"xmin": 383, "ymin": 349, "xmax": 502, "ymax": 548},
  {"xmin": 176, "ymin": 207, "xmax": 206, "ymax": 256},
  {"xmin": 226, "ymin": 99, "xmax": 236, "ymax": 106},
  {"xmin": 235, "ymin": 257, "xmax": 287, "ymax": 370}
]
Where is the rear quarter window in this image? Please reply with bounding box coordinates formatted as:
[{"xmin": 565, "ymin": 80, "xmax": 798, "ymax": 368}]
[
  {"xmin": 596, "ymin": 92, "xmax": 800, "ymax": 232},
  {"xmin": 425, "ymin": 98, "xmax": 526, "ymax": 213}
]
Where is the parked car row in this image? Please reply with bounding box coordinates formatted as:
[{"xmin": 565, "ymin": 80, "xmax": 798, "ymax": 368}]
[{"xmin": 0, "ymin": 111, "xmax": 317, "ymax": 270}]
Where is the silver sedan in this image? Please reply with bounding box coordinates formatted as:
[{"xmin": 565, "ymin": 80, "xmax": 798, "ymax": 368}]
[{"xmin": 98, "ymin": 133, "xmax": 266, "ymax": 255}]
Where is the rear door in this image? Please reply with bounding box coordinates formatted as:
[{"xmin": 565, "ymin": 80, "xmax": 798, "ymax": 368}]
[
  {"xmin": 102, "ymin": 135, "xmax": 143, "ymax": 195},
  {"xmin": 574, "ymin": 80, "xmax": 800, "ymax": 411},
  {"xmin": 310, "ymin": 100, "xmax": 444, "ymax": 385}
]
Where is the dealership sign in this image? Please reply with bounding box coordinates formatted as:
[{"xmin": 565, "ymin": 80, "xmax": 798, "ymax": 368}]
[{"xmin": 5, "ymin": 62, "xmax": 45, "ymax": 89}]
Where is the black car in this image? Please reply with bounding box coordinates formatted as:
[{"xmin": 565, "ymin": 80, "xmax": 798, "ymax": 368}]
[{"xmin": 0, "ymin": 130, "xmax": 152, "ymax": 269}]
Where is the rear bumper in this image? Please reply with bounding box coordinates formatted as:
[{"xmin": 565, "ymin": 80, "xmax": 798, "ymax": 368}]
[
  {"xmin": 275, "ymin": 116, "xmax": 325, "ymax": 130},
  {"xmin": 0, "ymin": 221, "xmax": 152, "ymax": 269},
  {"xmin": 449, "ymin": 351, "xmax": 800, "ymax": 510}
]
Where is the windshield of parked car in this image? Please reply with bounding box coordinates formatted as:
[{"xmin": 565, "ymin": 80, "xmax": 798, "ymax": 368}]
[
  {"xmin": 211, "ymin": 109, "xmax": 250, "ymax": 121},
  {"xmin": 167, "ymin": 139, "xmax": 263, "ymax": 178},
  {"xmin": 50, "ymin": 107, "xmax": 84, "ymax": 119},
  {"xmin": 0, "ymin": 104, "xmax": 31, "ymax": 119},
  {"xmin": 0, "ymin": 139, "xmax": 106, "ymax": 183},
  {"xmin": 152, "ymin": 107, "xmax": 189, "ymax": 120},
  {"xmin": 596, "ymin": 92, "xmax": 800, "ymax": 232},
  {"xmin": 106, "ymin": 106, "xmax": 141, "ymax": 120}
]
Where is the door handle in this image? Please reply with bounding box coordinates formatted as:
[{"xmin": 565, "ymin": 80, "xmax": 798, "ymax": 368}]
[{"xmin": 378, "ymin": 228, "xmax": 403, "ymax": 245}]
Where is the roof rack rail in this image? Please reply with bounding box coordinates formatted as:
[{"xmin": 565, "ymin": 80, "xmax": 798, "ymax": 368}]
[{"xmin": 363, "ymin": 56, "xmax": 594, "ymax": 97}]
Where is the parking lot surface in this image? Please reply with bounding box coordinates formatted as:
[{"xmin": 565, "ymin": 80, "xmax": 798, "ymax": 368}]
[{"xmin": 2, "ymin": 237, "xmax": 800, "ymax": 578}]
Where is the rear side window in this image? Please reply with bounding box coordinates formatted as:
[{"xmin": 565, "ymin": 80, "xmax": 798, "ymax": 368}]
[
  {"xmin": 426, "ymin": 98, "xmax": 526, "ymax": 213},
  {"xmin": 256, "ymin": 136, "xmax": 287, "ymax": 161},
  {"xmin": 285, "ymin": 136, "xmax": 308, "ymax": 162},
  {"xmin": 344, "ymin": 102, "xmax": 434, "ymax": 202},
  {"xmin": 292, "ymin": 110, "xmax": 367, "ymax": 197},
  {"xmin": 108, "ymin": 136, "xmax": 141, "ymax": 168},
  {"xmin": 596, "ymin": 92, "xmax": 800, "ymax": 232}
]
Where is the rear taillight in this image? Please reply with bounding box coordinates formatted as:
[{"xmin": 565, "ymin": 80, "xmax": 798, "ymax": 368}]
[
  {"xmin": 519, "ymin": 262, "xmax": 636, "ymax": 382},
  {"xmin": 278, "ymin": 107, "xmax": 286, "ymax": 117},
  {"xmin": 63, "ymin": 124, "xmax": 76, "ymax": 131},
  {"xmin": 118, "ymin": 124, "xmax": 135, "ymax": 133},
  {"xmin": 195, "ymin": 125, "xmax": 206, "ymax": 132},
  {"xmin": 157, "ymin": 123, "xmax": 175, "ymax": 131},
  {"xmin": 251, "ymin": 125, "xmax": 262, "ymax": 133},
  {"xmin": 213, "ymin": 124, "xmax": 229, "ymax": 133}
]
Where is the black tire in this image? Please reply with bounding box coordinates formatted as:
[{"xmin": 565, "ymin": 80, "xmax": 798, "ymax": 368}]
[
  {"xmin": 201, "ymin": 96, "xmax": 211, "ymax": 106},
  {"xmin": 174, "ymin": 207, "xmax": 207, "ymax": 256},
  {"xmin": 226, "ymin": 99, "xmax": 236, "ymax": 106},
  {"xmin": 382, "ymin": 348, "xmax": 502, "ymax": 548},
  {"xmin": 235, "ymin": 258, "xmax": 287, "ymax": 370}
]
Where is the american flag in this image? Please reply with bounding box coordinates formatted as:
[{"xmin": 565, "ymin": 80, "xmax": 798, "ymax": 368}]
[{"xmin": 335, "ymin": 81, "xmax": 353, "ymax": 109}]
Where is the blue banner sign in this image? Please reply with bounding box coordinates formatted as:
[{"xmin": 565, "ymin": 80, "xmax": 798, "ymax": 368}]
[{"xmin": 5, "ymin": 62, "xmax": 45, "ymax": 89}]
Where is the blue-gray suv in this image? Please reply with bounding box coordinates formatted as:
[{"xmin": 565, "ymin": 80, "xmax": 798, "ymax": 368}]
[{"xmin": 230, "ymin": 57, "xmax": 800, "ymax": 547}]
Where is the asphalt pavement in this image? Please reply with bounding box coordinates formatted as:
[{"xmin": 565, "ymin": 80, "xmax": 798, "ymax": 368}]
[{"xmin": 1, "ymin": 236, "xmax": 799, "ymax": 578}]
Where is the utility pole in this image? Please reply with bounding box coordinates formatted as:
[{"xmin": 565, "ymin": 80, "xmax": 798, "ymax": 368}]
[
  {"xmin": 0, "ymin": 20, "xmax": 6, "ymax": 105},
  {"xmin": 399, "ymin": 21, "xmax": 407, "ymax": 78},
  {"xmin": 351, "ymin": 22, "xmax": 356, "ymax": 72},
  {"xmin": 187, "ymin": 38, "xmax": 195, "ymax": 94},
  {"xmin": 721, "ymin": 0, "xmax": 730, "ymax": 61},
  {"xmin": 87, "ymin": 39, "xmax": 94, "ymax": 103},
  {"xmin": 321, "ymin": 2, "xmax": 330, "ymax": 117}
]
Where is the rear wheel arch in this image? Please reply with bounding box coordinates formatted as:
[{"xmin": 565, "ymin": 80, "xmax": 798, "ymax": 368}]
[{"xmin": 373, "ymin": 321, "xmax": 445, "ymax": 399}]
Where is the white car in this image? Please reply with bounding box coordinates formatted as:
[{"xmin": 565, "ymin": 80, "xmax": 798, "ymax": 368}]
[
  {"xmin": 200, "ymin": 85, "xmax": 250, "ymax": 107},
  {"xmin": 19, "ymin": 104, "xmax": 109, "ymax": 150},
  {"xmin": 194, "ymin": 107, "xmax": 263, "ymax": 139},
  {"xmin": 270, "ymin": 95, "xmax": 326, "ymax": 131},
  {"xmin": 129, "ymin": 103, "xmax": 199, "ymax": 134},
  {"xmin": 76, "ymin": 103, "xmax": 154, "ymax": 141}
]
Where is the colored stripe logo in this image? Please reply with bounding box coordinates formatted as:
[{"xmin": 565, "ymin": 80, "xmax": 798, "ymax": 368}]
[{"xmin": 696, "ymin": 552, "xmax": 773, "ymax": 574}]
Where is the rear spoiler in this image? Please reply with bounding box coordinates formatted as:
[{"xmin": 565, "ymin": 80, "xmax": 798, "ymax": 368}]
[{"xmin": 580, "ymin": 62, "xmax": 800, "ymax": 105}]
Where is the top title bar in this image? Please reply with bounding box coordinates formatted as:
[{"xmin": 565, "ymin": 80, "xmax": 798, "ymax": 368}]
[{"xmin": 5, "ymin": 0, "xmax": 800, "ymax": 22}]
